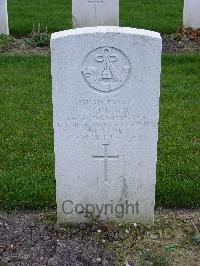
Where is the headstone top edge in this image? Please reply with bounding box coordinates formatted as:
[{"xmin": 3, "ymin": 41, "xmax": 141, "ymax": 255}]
[{"xmin": 51, "ymin": 26, "xmax": 161, "ymax": 41}]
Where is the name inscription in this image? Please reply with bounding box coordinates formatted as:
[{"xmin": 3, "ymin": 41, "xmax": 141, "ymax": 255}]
[{"xmin": 57, "ymin": 98, "xmax": 157, "ymax": 143}]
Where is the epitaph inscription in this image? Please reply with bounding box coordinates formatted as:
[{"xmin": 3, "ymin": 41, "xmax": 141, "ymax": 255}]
[{"xmin": 82, "ymin": 47, "xmax": 131, "ymax": 93}]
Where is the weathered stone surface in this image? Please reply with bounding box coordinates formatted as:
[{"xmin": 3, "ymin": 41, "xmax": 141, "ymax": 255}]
[
  {"xmin": 72, "ymin": 0, "xmax": 119, "ymax": 28},
  {"xmin": 184, "ymin": 0, "xmax": 200, "ymax": 29},
  {"xmin": 51, "ymin": 27, "xmax": 162, "ymax": 225},
  {"xmin": 0, "ymin": 0, "xmax": 9, "ymax": 34}
]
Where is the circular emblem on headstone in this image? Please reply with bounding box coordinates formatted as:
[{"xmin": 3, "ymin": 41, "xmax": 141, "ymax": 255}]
[{"xmin": 82, "ymin": 47, "xmax": 131, "ymax": 93}]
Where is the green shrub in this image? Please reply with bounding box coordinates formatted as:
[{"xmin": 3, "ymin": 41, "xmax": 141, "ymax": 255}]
[{"xmin": 25, "ymin": 24, "xmax": 50, "ymax": 47}]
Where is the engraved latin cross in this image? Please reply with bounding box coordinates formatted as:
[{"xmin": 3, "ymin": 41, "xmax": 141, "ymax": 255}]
[{"xmin": 92, "ymin": 144, "xmax": 119, "ymax": 182}]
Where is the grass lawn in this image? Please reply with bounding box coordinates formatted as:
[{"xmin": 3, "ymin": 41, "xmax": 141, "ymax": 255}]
[
  {"xmin": 0, "ymin": 53, "xmax": 199, "ymax": 210},
  {"xmin": 8, "ymin": 0, "xmax": 183, "ymax": 35}
]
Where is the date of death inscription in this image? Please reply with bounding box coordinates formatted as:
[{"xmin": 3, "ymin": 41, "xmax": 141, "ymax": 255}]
[{"xmin": 56, "ymin": 99, "xmax": 157, "ymax": 143}]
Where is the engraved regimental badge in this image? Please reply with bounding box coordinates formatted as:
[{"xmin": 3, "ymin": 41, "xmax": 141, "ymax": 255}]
[{"xmin": 82, "ymin": 47, "xmax": 131, "ymax": 93}]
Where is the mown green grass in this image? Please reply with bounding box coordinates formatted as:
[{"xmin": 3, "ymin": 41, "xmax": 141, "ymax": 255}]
[
  {"xmin": 8, "ymin": 0, "xmax": 183, "ymax": 35},
  {"xmin": 0, "ymin": 55, "xmax": 55, "ymax": 209},
  {"xmin": 157, "ymin": 53, "xmax": 200, "ymax": 207},
  {"xmin": 0, "ymin": 53, "xmax": 199, "ymax": 210}
]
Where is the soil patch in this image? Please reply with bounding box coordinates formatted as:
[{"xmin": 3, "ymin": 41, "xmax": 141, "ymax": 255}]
[
  {"xmin": 162, "ymin": 34, "xmax": 199, "ymax": 53},
  {"xmin": 0, "ymin": 209, "xmax": 199, "ymax": 265},
  {"xmin": 0, "ymin": 211, "xmax": 115, "ymax": 265}
]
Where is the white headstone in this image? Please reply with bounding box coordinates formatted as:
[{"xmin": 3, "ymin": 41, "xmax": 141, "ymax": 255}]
[
  {"xmin": 51, "ymin": 27, "xmax": 162, "ymax": 225},
  {"xmin": 0, "ymin": 0, "xmax": 9, "ymax": 34},
  {"xmin": 184, "ymin": 0, "xmax": 200, "ymax": 29},
  {"xmin": 72, "ymin": 0, "xmax": 119, "ymax": 28}
]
